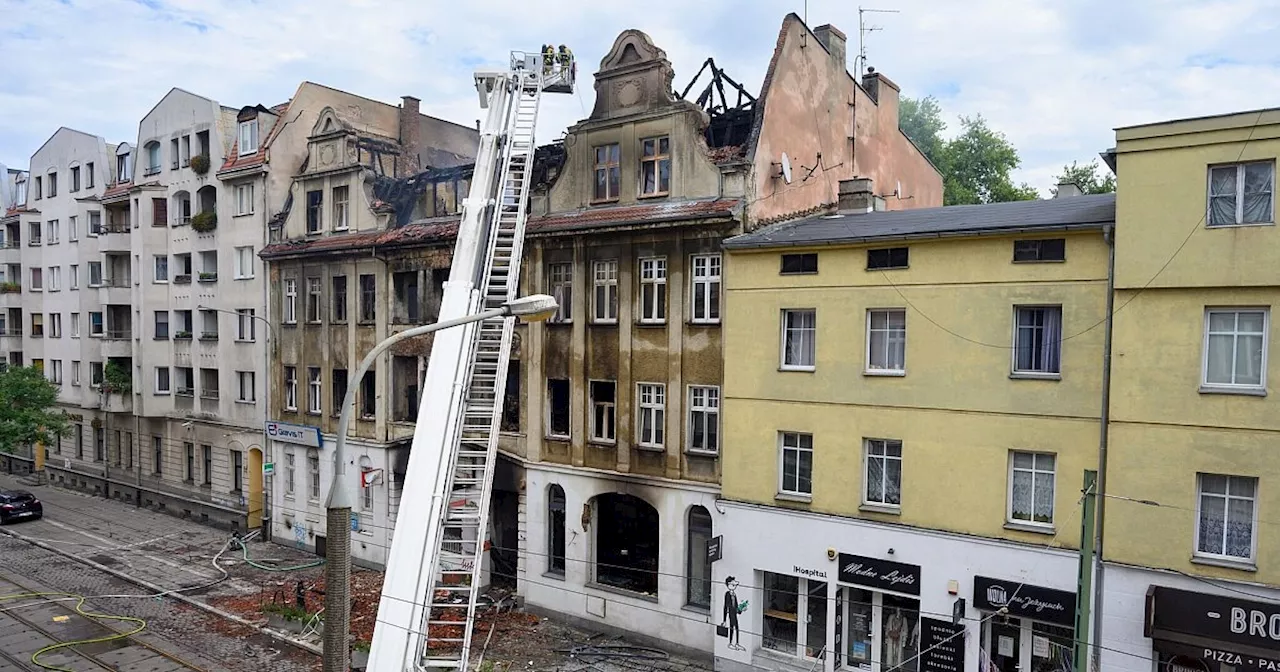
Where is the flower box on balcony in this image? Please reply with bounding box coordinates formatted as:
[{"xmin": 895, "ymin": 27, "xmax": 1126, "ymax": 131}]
[
  {"xmin": 199, "ymin": 332, "xmax": 219, "ymax": 341},
  {"xmin": 190, "ymin": 154, "xmax": 210, "ymax": 175},
  {"xmin": 174, "ymin": 331, "xmax": 193, "ymax": 340},
  {"xmin": 198, "ymin": 272, "xmax": 218, "ymax": 282},
  {"xmin": 0, "ymin": 282, "xmax": 20, "ymax": 294},
  {"xmin": 174, "ymin": 274, "xmax": 192, "ymax": 284},
  {"xmin": 191, "ymin": 211, "xmax": 217, "ymax": 233}
]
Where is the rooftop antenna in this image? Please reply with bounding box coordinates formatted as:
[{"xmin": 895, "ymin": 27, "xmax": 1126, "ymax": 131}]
[{"xmin": 855, "ymin": 6, "xmax": 899, "ymax": 76}]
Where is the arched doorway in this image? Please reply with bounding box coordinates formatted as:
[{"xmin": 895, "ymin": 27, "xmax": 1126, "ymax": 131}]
[
  {"xmin": 248, "ymin": 447, "xmax": 264, "ymax": 529},
  {"xmin": 591, "ymin": 493, "xmax": 659, "ymax": 596}
]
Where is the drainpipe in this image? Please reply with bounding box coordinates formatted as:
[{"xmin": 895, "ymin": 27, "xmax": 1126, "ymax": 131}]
[{"xmin": 1089, "ymin": 222, "xmax": 1116, "ymax": 672}]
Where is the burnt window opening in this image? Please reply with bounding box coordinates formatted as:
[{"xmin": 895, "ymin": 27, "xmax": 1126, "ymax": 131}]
[
  {"xmin": 428, "ymin": 268, "xmax": 448, "ymax": 322},
  {"xmin": 332, "ymin": 368, "xmax": 348, "ymax": 417},
  {"xmin": 781, "ymin": 253, "xmax": 818, "ymax": 275},
  {"xmin": 867, "ymin": 247, "xmax": 909, "ymax": 270},
  {"xmin": 686, "ymin": 506, "xmax": 713, "ymax": 609},
  {"xmin": 360, "ymin": 369, "xmax": 376, "ymax": 419},
  {"xmin": 359, "ymin": 274, "xmax": 377, "ymax": 323},
  {"xmin": 1013, "ymin": 238, "xmax": 1066, "ymax": 263},
  {"xmin": 548, "ymin": 484, "xmax": 566, "ymax": 575},
  {"xmin": 594, "ymin": 493, "xmax": 659, "ymax": 596},
  {"xmin": 546, "ymin": 379, "xmax": 570, "ymax": 438},
  {"xmin": 392, "ymin": 271, "xmax": 421, "ymax": 324},
  {"xmin": 306, "ymin": 190, "xmax": 323, "ymax": 234},
  {"xmin": 500, "ymin": 366, "xmax": 520, "ymax": 433},
  {"xmin": 589, "ymin": 380, "xmax": 616, "ymax": 443},
  {"xmin": 393, "ymin": 356, "xmax": 419, "ymax": 422}
]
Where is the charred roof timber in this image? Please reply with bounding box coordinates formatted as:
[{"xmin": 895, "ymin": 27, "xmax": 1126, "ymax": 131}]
[{"xmin": 680, "ymin": 57, "xmax": 757, "ymax": 149}]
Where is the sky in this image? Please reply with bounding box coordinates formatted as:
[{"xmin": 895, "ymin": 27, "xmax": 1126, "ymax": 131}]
[{"xmin": 2, "ymin": 0, "xmax": 1280, "ymax": 195}]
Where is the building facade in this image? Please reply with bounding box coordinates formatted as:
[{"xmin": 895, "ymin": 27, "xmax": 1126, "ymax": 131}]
[
  {"xmin": 509, "ymin": 15, "xmax": 941, "ymax": 655},
  {"xmin": 1099, "ymin": 108, "xmax": 1280, "ymax": 672}
]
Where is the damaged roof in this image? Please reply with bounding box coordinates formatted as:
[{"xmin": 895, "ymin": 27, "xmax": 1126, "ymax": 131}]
[
  {"xmin": 529, "ymin": 198, "xmax": 740, "ymax": 235},
  {"xmin": 260, "ymin": 217, "xmax": 459, "ymax": 259}
]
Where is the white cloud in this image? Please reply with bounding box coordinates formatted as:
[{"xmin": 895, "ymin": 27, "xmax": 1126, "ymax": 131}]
[{"xmin": 2, "ymin": 0, "xmax": 1278, "ymax": 195}]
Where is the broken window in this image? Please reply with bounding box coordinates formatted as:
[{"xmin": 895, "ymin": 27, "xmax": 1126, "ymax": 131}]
[
  {"xmin": 360, "ymin": 368, "xmax": 377, "ymax": 418},
  {"xmin": 306, "ymin": 190, "xmax": 323, "ymax": 234},
  {"xmin": 594, "ymin": 493, "xmax": 659, "ymax": 595},
  {"xmin": 393, "ymin": 356, "xmax": 419, "ymax": 422},
  {"xmin": 589, "ymin": 380, "xmax": 615, "ymax": 443},
  {"xmin": 427, "ymin": 268, "xmax": 448, "ymax": 322},
  {"xmin": 332, "ymin": 368, "xmax": 348, "ymax": 415},
  {"xmin": 500, "ymin": 366, "xmax": 520, "ymax": 432},
  {"xmin": 686, "ymin": 506, "xmax": 713, "ymax": 609},
  {"xmin": 359, "ymin": 274, "xmax": 377, "ymax": 323},
  {"xmin": 331, "ymin": 275, "xmax": 348, "ymax": 322},
  {"xmin": 546, "ymin": 378, "xmax": 570, "ymax": 438},
  {"xmin": 547, "ymin": 484, "xmax": 566, "ymax": 575},
  {"xmin": 592, "ymin": 144, "xmax": 620, "ymax": 201},
  {"xmin": 639, "ymin": 137, "xmax": 671, "ymax": 197},
  {"xmin": 547, "ymin": 263, "xmax": 572, "ymax": 323},
  {"xmin": 393, "ymin": 271, "xmax": 421, "ymax": 324}
]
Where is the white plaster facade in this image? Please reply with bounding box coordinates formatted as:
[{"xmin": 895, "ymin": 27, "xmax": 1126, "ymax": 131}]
[{"xmin": 711, "ymin": 500, "xmax": 1085, "ymax": 672}]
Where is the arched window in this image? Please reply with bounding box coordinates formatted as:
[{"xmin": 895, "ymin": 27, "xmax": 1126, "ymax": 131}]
[
  {"xmin": 686, "ymin": 506, "xmax": 713, "ymax": 608},
  {"xmin": 306, "ymin": 448, "xmax": 320, "ymax": 500},
  {"xmin": 548, "ymin": 485, "xmax": 566, "ymax": 575},
  {"xmin": 593, "ymin": 493, "xmax": 659, "ymax": 595},
  {"xmin": 144, "ymin": 141, "xmax": 161, "ymax": 175}
]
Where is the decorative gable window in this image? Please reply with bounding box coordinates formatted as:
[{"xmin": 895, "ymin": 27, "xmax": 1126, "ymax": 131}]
[
  {"xmin": 639, "ymin": 137, "xmax": 671, "ymax": 197},
  {"xmin": 239, "ymin": 119, "xmax": 260, "ymax": 155}
]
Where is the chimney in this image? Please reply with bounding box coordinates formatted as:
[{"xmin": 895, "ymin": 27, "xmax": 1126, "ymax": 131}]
[
  {"xmin": 813, "ymin": 24, "xmax": 848, "ymax": 73},
  {"xmin": 1055, "ymin": 182, "xmax": 1082, "ymax": 198},
  {"xmin": 838, "ymin": 177, "xmax": 878, "ymax": 214},
  {"xmin": 398, "ymin": 95, "xmax": 421, "ymax": 176}
]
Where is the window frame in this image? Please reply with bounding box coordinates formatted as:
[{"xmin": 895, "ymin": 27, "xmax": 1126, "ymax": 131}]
[
  {"xmin": 234, "ymin": 246, "xmax": 255, "ymax": 279},
  {"xmin": 331, "ymin": 275, "xmax": 348, "ymax": 323},
  {"xmin": 1194, "ymin": 472, "xmax": 1259, "ymax": 564},
  {"xmin": 236, "ymin": 309, "xmax": 256, "ymax": 342},
  {"xmin": 547, "ymin": 263, "xmax": 573, "ymax": 323},
  {"xmin": 547, "ymin": 484, "xmax": 567, "ymax": 576},
  {"xmin": 687, "ymin": 385, "xmax": 720, "ymax": 456},
  {"xmin": 153, "ymin": 255, "xmax": 169, "ymax": 283},
  {"xmin": 1206, "ymin": 160, "xmax": 1275, "ymax": 228},
  {"xmin": 239, "ymin": 119, "xmax": 260, "ymax": 155},
  {"xmin": 237, "ymin": 371, "xmax": 256, "ymax": 403},
  {"xmin": 638, "ymin": 256, "xmax": 667, "ymax": 324},
  {"xmin": 283, "ymin": 278, "xmax": 297, "ymax": 324},
  {"xmin": 639, "ymin": 136, "xmax": 671, "ymax": 198},
  {"xmin": 306, "ymin": 276, "xmax": 323, "ymax": 324},
  {"xmin": 636, "ymin": 382, "xmax": 666, "ymax": 449},
  {"xmin": 1011, "ymin": 305, "xmax": 1063, "ymax": 377},
  {"xmin": 591, "ymin": 259, "xmax": 619, "ymax": 324},
  {"xmin": 545, "ymin": 378, "xmax": 571, "ymax": 439},
  {"xmin": 780, "ymin": 253, "xmax": 818, "ymax": 275},
  {"xmin": 155, "ymin": 366, "xmax": 171, "ymax": 395},
  {"xmin": 865, "ymin": 308, "xmax": 907, "ymax": 375},
  {"xmin": 333, "ymin": 185, "xmax": 350, "ymax": 231},
  {"xmin": 862, "ymin": 438, "xmax": 903, "ymax": 510},
  {"xmin": 1012, "ymin": 238, "xmax": 1066, "ymax": 263},
  {"xmin": 235, "ymin": 183, "xmax": 255, "ymax": 216},
  {"xmin": 690, "ymin": 254, "xmax": 722, "ymax": 324},
  {"xmin": 778, "ymin": 431, "xmax": 814, "ymax": 497},
  {"xmin": 307, "ymin": 367, "xmax": 322, "ymax": 414},
  {"xmin": 588, "ymin": 379, "xmax": 617, "ymax": 444},
  {"xmin": 780, "ymin": 308, "xmax": 817, "ymax": 371},
  {"xmin": 1201, "ymin": 307, "xmax": 1269, "ymax": 393},
  {"xmin": 685, "ymin": 505, "xmax": 713, "ymax": 609},
  {"xmin": 284, "ymin": 366, "xmax": 298, "ymax": 411},
  {"xmin": 866, "ymin": 246, "xmax": 910, "ymax": 270},
  {"xmin": 592, "ymin": 143, "xmax": 621, "ymax": 202},
  {"xmin": 1007, "ymin": 450, "xmax": 1056, "ymax": 528}
]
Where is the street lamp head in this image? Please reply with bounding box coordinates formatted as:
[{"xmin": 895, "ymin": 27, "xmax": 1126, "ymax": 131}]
[{"xmin": 502, "ymin": 294, "xmax": 559, "ymax": 322}]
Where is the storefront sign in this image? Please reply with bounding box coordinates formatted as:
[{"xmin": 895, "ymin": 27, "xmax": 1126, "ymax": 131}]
[
  {"xmin": 973, "ymin": 575, "xmax": 1076, "ymax": 627},
  {"xmin": 265, "ymin": 421, "xmax": 322, "ymax": 448},
  {"xmin": 707, "ymin": 535, "xmax": 722, "ymax": 563},
  {"xmin": 837, "ymin": 553, "xmax": 921, "ymax": 596},
  {"xmin": 918, "ymin": 617, "xmax": 964, "ymax": 672},
  {"xmin": 1147, "ymin": 585, "xmax": 1280, "ymax": 654}
]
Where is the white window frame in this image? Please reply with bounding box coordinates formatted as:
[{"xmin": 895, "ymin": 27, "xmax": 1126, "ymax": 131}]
[
  {"xmin": 1194, "ymin": 473, "xmax": 1259, "ymax": 563},
  {"xmin": 862, "ymin": 438, "xmax": 903, "ymax": 509},
  {"xmin": 155, "ymin": 367, "xmax": 171, "ymax": 394},
  {"xmin": 71, "ymin": 361, "xmax": 81, "ymax": 386},
  {"xmin": 778, "ymin": 431, "xmax": 814, "ymax": 497},
  {"xmin": 333, "ymin": 185, "xmax": 350, "ymax": 231},
  {"xmin": 1207, "ymin": 161, "xmax": 1275, "ymax": 227},
  {"xmin": 284, "ymin": 450, "xmax": 296, "ymax": 497},
  {"xmin": 1011, "ymin": 305, "xmax": 1063, "ymax": 376},
  {"xmin": 1201, "ymin": 308, "xmax": 1269, "ymax": 393},
  {"xmin": 638, "ymin": 257, "xmax": 667, "ymax": 324},
  {"xmin": 548, "ymin": 263, "xmax": 573, "ymax": 323},
  {"xmin": 307, "ymin": 448, "xmax": 321, "ymax": 500},
  {"xmin": 780, "ymin": 309, "xmax": 817, "ymax": 371},
  {"xmin": 71, "ymin": 313, "xmax": 79, "ymax": 338},
  {"xmin": 690, "ymin": 254, "xmax": 722, "ymax": 324},
  {"xmin": 68, "ymin": 216, "xmax": 77, "ymax": 241},
  {"xmin": 636, "ymin": 382, "xmax": 666, "ymax": 449},
  {"xmin": 592, "ymin": 259, "xmax": 619, "ymax": 324},
  {"xmin": 284, "ymin": 366, "xmax": 298, "ymax": 411},
  {"xmin": 50, "ymin": 359, "xmax": 62, "ymax": 384},
  {"xmin": 48, "ymin": 267, "xmax": 60, "ymax": 292},
  {"xmin": 1007, "ymin": 450, "xmax": 1056, "ymax": 528},
  {"xmin": 153, "ymin": 255, "xmax": 169, "ymax": 283},
  {"xmin": 687, "ymin": 385, "xmax": 720, "ymax": 455},
  {"xmin": 234, "ymin": 246, "xmax": 255, "ymax": 279},
  {"xmin": 235, "ymin": 183, "xmax": 255, "ymax": 216},
  {"xmin": 283, "ymin": 278, "xmax": 297, "ymax": 324},
  {"xmin": 306, "ymin": 277, "xmax": 322, "ymax": 323},
  {"xmin": 239, "ymin": 119, "xmax": 260, "ymax": 155},
  {"xmin": 307, "ymin": 367, "xmax": 322, "ymax": 414},
  {"xmin": 589, "ymin": 380, "xmax": 616, "ymax": 444},
  {"xmin": 49, "ymin": 312, "xmax": 62, "ymax": 338},
  {"xmin": 865, "ymin": 308, "xmax": 907, "ymax": 375},
  {"xmin": 46, "ymin": 219, "xmax": 59, "ymax": 245},
  {"xmin": 70, "ymin": 265, "xmax": 78, "ymax": 290},
  {"xmin": 236, "ymin": 309, "xmax": 257, "ymax": 341},
  {"xmin": 89, "ymin": 311, "xmax": 104, "ymax": 336},
  {"xmin": 237, "ymin": 371, "xmax": 256, "ymax": 403}
]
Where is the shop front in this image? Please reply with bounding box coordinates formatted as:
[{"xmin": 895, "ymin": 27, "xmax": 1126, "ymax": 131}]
[
  {"xmin": 1145, "ymin": 584, "xmax": 1280, "ymax": 672},
  {"xmin": 971, "ymin": 575, "xmax": 1077, "ymax": 672}
]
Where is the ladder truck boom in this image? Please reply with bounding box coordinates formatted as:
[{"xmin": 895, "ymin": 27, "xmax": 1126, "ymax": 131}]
[{"xmin": 367, "ymin": 49, "xmax": 575, "ymax": 672}]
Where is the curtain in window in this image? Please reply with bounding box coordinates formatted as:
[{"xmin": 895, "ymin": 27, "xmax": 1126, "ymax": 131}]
[
  {"xmin": 1039, "ymin": 309, "xmax": 1061, "ymax": 373},
  {"xmin": 786, "ymin": 311, "xmax": 815, "ymax": 366},
  {"xmin": 1243, "ymin": 163, "xmax": 1274, "ymax": 224},
  {"xmin": 1198, "ymin": 475, "xmax": 1254, "ymax": 558}
]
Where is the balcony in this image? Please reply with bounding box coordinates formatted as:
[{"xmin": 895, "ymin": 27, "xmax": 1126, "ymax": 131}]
[
  {"xmin": 174, "ymin": 274, "xmax": 192, "ymax": 285},
  {"xmin": 102, "ymin": 391, "xmax": 133, "ymax": 413},
  {"xmin": 97, "ymin": 278, "xmax": 131, "ymax": 305},
  {"xmin": 100, "ymin": 223, "xmax": 131, "ymax": 252},
  {"xmin": 197, "ymin": 272, "xmax": 218, "ymax": 283},
  {"xmin": 102, "ymin": 329, "xmax": 133, "ymax": 357}
]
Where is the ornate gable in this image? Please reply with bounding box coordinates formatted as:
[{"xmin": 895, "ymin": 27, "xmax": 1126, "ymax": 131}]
[
  {"xmin": 589, "ymin": 30, "xmax": 678, "ymax": 121},
  {"xmin": 305, "ymin": 107, "xmax": 359, "ymax": 175}
]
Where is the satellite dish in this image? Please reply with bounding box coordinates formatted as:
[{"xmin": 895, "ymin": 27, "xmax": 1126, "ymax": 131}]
[{"xmin": 780, "ymin": 152, "xmax": 793, "ymax": 184}]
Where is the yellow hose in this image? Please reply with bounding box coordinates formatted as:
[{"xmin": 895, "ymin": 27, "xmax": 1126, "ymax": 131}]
[{"xmin": 0, "ymin": 591, "xmax": 147, "ymax": 671}]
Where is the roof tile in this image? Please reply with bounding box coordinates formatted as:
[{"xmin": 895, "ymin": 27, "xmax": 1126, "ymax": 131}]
[
  {"xmin": 260, "ymin": 219, "xmax": 460, "ymax": 258},
  {"xmin": 528, "ymin": 198, "xmax": 740, "ymax": 233}
]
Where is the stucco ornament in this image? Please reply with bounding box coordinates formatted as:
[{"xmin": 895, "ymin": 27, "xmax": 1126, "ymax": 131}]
[{"xmin": 589, "ymin": 29, "xmax": 677, "ymax": 120}]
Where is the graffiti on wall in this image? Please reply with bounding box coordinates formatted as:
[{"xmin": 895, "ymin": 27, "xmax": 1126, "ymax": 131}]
[{"xmin": 718, "ymin": 576, "xmax": 748, "ymax": 651}]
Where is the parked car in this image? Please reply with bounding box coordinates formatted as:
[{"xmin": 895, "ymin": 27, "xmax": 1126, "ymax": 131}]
[{"xmin": 0, "ymin": 489, "xmax": 43, "ymax": 524}]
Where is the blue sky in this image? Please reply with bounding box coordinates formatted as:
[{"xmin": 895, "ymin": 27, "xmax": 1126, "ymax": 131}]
[{"xmin": 3, "ymin": 0, "xmax": 1279, "ymax": 195}]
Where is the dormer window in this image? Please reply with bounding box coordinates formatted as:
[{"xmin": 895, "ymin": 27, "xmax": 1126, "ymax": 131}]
[
  {"xmin": 239, "ymin": 119, "xmax": 260, "ymax": 155},
  {"xmin": 116, "ymin": 151, "xmax": 132, "ymax": 182},
  {"xmin": 144, "ymin": 142, "xmax": 161, "ymax": 176}
]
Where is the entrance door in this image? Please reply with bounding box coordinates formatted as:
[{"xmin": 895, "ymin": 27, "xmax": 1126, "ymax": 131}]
[
  {"xmin": 247, "ymin": 448, "xmax": 264, "ymax": 529},
  {"xmin": 987, "ymin": 618, "xmax": 1022, "ymax": 672}
]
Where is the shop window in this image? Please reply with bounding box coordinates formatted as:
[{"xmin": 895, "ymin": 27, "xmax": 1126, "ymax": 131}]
[
  {"xmin": 980, "ymin": 616, "xmax": 1074, "ymax": 672},
  {"xmin": 547, "ymin": 484, "xmax": 566, "ymax": 575},
  {"xmin": 762, "ymin": 572, "xmax": 828, "ymax": 659},
  {"xmin": 592, "ymin": 493, "xmax": 658, "ymax": 596},
  {"xmin": 839, "ymin": 588, "xmax": 920, "ymax": 672},
  {"xmin": 882, "ymin": 594, "xmax": 920, "ymax": 671},
  {"xmin": 685, "ymin": 506, "xmax": 712, "ymax": 609}
]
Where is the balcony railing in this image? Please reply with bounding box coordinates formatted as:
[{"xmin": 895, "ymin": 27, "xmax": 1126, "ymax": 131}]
[
  {"xmin": 104, "ymin": 329, "xmax": 132, "ymax": 340},
  {"xmin": 1, "ymin": 240, "xmax": 18, "ymax": 249},
  {"xmin": 176, "ymin": 386, "xmax": 195, "ymax": 397},
  {"xmin": 174, "ymin": 330, "xmax": 193, "ymax": 340},
  {"xmin": 199, "ymin": 331, "xmax": 218, "ymax": 341},
  {"xmin": 0, "ymin": 327, "xmax": 20, "ymax": 336},
  {"xmin": 198, "ymin": 272, "xmax": 218, "ymax": 283},
  {"xmin": 200, "ymin": 389, "xmax": 220, "ymax": 400},
  {"xmin": 104, "ymin": 223, "xmax": 130, "ymax": 234},
  {"xmin": 173, "ymin": 216, "xmax": 191, "ymax": 227}
]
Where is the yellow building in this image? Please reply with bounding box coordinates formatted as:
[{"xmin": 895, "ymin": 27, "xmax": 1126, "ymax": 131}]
[
  {"xmin": 713, "ymin": 179, "xmax": 1113, "ymax": 672},
  {"xmin": 1098, "ymin": 108, "xmax": 1280, "ymax": 672}
]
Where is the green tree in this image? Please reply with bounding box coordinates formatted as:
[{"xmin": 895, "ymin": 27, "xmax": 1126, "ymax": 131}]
[
  {"xmin": 1050, "ymin": 160, "xmax": 1116, "ymax": 196},
  {"xmin": 898, "ymin": 98, "xmax": 1040, "ymax": 206},
  {"xmin": 0, "ymin": 366, "xmax": 70, "ymax": 455}
]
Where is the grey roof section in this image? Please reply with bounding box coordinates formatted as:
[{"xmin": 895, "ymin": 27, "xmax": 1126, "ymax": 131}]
[{"xmin": 724, "ymin": 193, "xmax": 1116, "ymax": 250}]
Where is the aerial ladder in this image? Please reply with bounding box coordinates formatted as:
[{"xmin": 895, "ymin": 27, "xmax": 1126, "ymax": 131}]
[{"xmin": 367, "ymin": 49, "xmax": 575, "ymax": 672}]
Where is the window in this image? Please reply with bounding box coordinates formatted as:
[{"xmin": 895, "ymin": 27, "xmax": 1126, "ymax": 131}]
[
  {"xmin": 359, "ymin": 456, "xmax": 373, "ymax": 511},
  {"xmin": 306, "ymin": 190, "xmax": 323, "ymax": 233},
  {"xmin": 70, "ymin": 166, "xmax": 80, "ymax": 192},
  {"xmin": 547, "ymin": 485, "xmax": 566, "ymax": 575},
  {"xmin": 50, "ymin": 359, "xmax": 62, "ymax": 384},
  {"xmin": 283, "ymin": 279, "xmax": 297, "ymax": 324},
  {"xmin": 781, "ymin": 309, "xmax": 816, "ymax": 370},
  {"xmin": 151, "ymin": 197, "xmax": 167, "ymax": 226},
  {"xmin": 48, "ymin": 267, "xmax": 61, "ymax": 292},
  {"xmin": 68, "ymin": 216, "xmax": 77, "ymax": 241},
  {"xmin": 46, "ymin": 219, "xmax": 59, "ymax": 244},
  {"xmin": 779, "ymin": 432, "xmax": 814, "ymax": 496},
  {"xmin": 28, "ymin": 221, "xmax": 41, "ymax": 246},
  {"xmin": 154, "ymin": 311, "xmax": 169, "ymax": 339},
  {"xmin": 867, "ymin": 247, "xmax": 909, "ymax": 270},
  {"xmin": 592, "ymin": 144, "xmax": 620, "ymax": 201},
  {"xmin": 239, "ymin": 119, "xmax": 259, "ymax": 155},
  {"xmin": 1208, "ymin": 161, "xmax": 1274, "ymax": 226},
  {"xmin": 359, "ymin": 274, "xmax": 377, "ymax": 322},
  {"xmin": 284, "ymin": 366, "xmax": 298, "ymax": 411},
  {"xmin": 200, "ymin": 368, "xmax": 219, "ymax": 399},
  {"xmin": 1009, "ymin": 451, "xmax": 1055, "ymax": 526},
  {"xmin": 1196, "ymin": 473, "xmax": 1257, "ymax": 561},
  {"xmin": 592, "ymin": 260, "xmax": 618, "ymax": 323},
  {"xmin": 333, "ymin": 185, "xmax": 349, "ymax": 230},
  {"xmin": 235, "ymin": 184, "xmax": 254, "ymax": 216},
  {"xmin": 547, "ymin": 263, "xmax": 572, "ymax": 323},
  {"xmin": 331, "ymin": 276, "xmax": 348, "ymax": 322},
  {"xmin": 145, "ymin": 142, "xmax": 161, "ymax": 175},
  {"xmin": 30, "ymin": 313, "xmax": 43, "ymax": 337},
  {"xmin": 1202, "ymin": 309, "xmax": 1268, "ymax": 391},
  {"xmin": 47, "ymin": 171, "xmax": 57, "ymax": 197},
  {"xmin": 688, "ymin": 385, "xmax": 720, "ymax": 454},
  {"xmin": 86, "ymin": 163, "xmax": 94, "ymax": 188},
  {"xmin": 690, "ymin": 254, "xmax": 722, "ymax": 323},
  {"xmin": 307, "ymin": 367, "xmax": 322, "ymax": 414},
  {"xmin": 90, "ymin": 363, "xmax": 105, "ymax": 387},
  {"xmin": 94, "ymin": 428, "xmax": 104, "ymax": 460},
  {"xmin": 546, "ymin": 379, "xmax": 570, "ymax": 438},
  {"xmin": 332, "ymin": 369, "xmax": 348, "ymax": 415},
  {"xmin": 638, "ymin": 257, "xmax": 667, "ymax": 323},
  {"xmin": 201, "ymin": 445, "xmax": 212, "ymax": 485},
  {"xmin": 589, "ymin": 381, "xmax": 616, "ymax": 443},
  {"xmin": 89, "ymin": 312, "xmax": 104, "ymax": 336},
  {"xmin": 175, "ymin": 367, "xmax": 194, "ymax": 395},
  {"xmin": 184, "ymin": 442, "xmax": 194, "ymax": 481},
  {"xmin": 70, "ymin": 265, "xmax": 78, "ymax": 290},
  {"xmin": 232, "ymin": 450, "xmax": 243, "ymax": 492},
  {"xmin": 234, "ymin": 246, "xmax": 254, "ymax": 279},
  {"xmin": 1013, "ymin": 306, "xmax": 1062, "ymax": 375},
  {"xmin": 170, "ymin": 138, "xmax": 180, "ymax": 169},
  {"xmin": 866, "ymin": 309, "xmax": 906, "ymax": 373},
  {"xmin": 686, "ymin": 506, "xmax": 713, "ymax": 609},
  {"xmin": 236, "ymin": 309, "xmax": 256, "ymax": 341},
  {"xmin": 1013, "ymin": 238, "xmax": 1066, "ymax": 262},
  {"xmin": 153, "ymin": 437, "xmax": 163, "ymax": 474},
  {"xmin": 640, "ymin": 136, "xmax": 671, "ymax": 196},
  {"xmin": 360, "ymin": 369, "xmax": 376, "ymax": 418},
  {"xmin": 34, "ymin": 175, "xmax": 41, "ymax": 200},
  {"xmin": 89, "ymin": 262, "xmax": 102, "ymax": 286},
  {"xmin": 636, "ymin": 383, "xmax": 665, "ymax": 448},
  {"xmin": 863, "ymin": 439, "xmax": 902, "ymax": 508},
  {"xmin": 392, "ymin": 272, "xmax": 420, "ymax": 323},
  {"xmin": 68, "ymin": 312, "xmax": 80, "ymax": 338},
  {"xmin": 306, "ymin": 277, "xmax": 322, "ymax": 323},
  {"xmin": 155, "ymin": 367, "xmax": 171, "ymax": 394},
  {"xmin": 781, "ymin": 253, "xmax": 818, "ymax": 274},
  {"xmin": 30, "ymin": 267, "xmax": 42, "ymax": 290},
  {"xmin": 237, "ymin": 371, "xmax": 256, "ymax": 403},
  {"xmin": 284, "ymin": 450, "xmax": 296, "ymax": 497},
  {"xmin": 71, "ymin": 361, "xmax": 80, "ymax": 386},
  {"xmin": 49, "ymin": 313, "xmax": 61, "ymax": 338},
  {"xmin": 181, "ymin": 135, "xmax": 190, "ymax": 167},
  {"xmin": 154, "ymin": 255, "xmax": 169, "ymax": 283}
]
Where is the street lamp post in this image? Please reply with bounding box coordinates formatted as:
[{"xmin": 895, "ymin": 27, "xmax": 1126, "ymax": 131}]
[{"xmin": 323, "ymin": 294, "xmax": 557, "ymax": 672}]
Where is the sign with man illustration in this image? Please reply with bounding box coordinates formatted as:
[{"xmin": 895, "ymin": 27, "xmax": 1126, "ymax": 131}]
[{"xmin": 718, "ymin": 576, "xmax": 747, "ymax": 651}]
